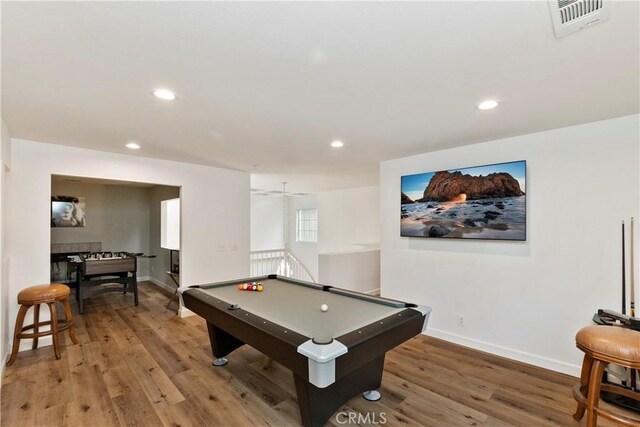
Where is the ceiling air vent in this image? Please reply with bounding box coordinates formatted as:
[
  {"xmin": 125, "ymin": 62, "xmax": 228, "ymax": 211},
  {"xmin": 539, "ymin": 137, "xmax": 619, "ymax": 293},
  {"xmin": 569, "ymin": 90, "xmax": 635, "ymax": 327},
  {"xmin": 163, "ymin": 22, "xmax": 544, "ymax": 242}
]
[{"xmin": 549, "ymin": 0, "xmax": 610, "ymax": 38}]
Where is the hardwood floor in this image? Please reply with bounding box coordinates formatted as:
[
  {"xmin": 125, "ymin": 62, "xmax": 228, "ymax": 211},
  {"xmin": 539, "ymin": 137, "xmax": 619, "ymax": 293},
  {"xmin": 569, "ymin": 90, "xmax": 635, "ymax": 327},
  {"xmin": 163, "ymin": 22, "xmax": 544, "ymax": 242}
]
[{"xmin": 0, "ymin": 282, "xmax": 631, "ymax": 426}]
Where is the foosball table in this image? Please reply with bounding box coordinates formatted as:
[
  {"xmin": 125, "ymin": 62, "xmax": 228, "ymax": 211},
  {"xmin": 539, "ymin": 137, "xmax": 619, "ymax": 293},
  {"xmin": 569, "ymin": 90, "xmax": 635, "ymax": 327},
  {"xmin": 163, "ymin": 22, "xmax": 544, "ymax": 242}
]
[{"xmin": 75, "ymin": 252, "xmax": 138, "ymax": 314}]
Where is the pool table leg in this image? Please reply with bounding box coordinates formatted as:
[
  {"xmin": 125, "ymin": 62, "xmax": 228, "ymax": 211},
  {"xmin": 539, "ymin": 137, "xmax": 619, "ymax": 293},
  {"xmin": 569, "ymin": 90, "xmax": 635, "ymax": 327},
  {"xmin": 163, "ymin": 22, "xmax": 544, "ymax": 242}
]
[
  {"xmin": 207, "ymin": 322, "xmax": 245, "ymax": 359},
  {"xmin": 294, "ymin": 354, "xmax": 385, "ymax": 427}
]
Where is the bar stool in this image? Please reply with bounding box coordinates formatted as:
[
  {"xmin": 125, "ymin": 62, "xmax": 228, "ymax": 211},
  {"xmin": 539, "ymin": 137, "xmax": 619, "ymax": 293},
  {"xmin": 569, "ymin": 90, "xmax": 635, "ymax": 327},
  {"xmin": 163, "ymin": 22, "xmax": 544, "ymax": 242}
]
[
  {"xmin": 573, "ymin": 325, "xmax": 640, "ymax": 426},
  {"xmin": 6, "ymin": 283, "xmax": 78, "ymax": 366}
]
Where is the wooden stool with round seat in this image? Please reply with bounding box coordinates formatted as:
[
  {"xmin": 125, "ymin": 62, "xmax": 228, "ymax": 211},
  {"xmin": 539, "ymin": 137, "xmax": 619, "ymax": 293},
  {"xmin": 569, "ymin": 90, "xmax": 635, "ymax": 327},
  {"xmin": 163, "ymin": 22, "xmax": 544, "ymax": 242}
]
[
  {"xmin": 6, "ymin": 283, "xmax": 79, "ymax": 366},
  {"xmin": 573, "ymin": 325, "xmax": 640, "ymax": 426}
]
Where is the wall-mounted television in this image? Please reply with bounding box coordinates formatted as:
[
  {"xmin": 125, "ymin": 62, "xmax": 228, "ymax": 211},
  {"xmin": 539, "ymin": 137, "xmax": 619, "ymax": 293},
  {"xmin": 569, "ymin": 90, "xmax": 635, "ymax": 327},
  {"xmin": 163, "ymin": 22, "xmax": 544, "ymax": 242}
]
[
  {"xmin": 51, "ymin": 195, "xmax": 86, "ymax": 228},
  {"xmin": 401, "ymin": 160, "xmax": 526, "ymax": 241}
]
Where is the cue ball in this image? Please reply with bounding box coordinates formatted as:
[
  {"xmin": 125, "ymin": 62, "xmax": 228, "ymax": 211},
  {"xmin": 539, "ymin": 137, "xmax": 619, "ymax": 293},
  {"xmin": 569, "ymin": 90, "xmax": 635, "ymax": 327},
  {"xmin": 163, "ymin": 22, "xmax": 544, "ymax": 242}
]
[{"xmin": 321, "ymin": 304, "xmax": 328, "ymax": 312}]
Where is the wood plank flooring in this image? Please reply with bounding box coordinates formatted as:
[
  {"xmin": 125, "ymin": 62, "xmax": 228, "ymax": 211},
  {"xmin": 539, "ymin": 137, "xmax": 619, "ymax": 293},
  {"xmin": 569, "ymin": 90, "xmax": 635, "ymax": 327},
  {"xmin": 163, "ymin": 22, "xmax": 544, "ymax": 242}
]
[{"xmin": 0, "ymin": 281, "xmax": 632, "ymax": 426}]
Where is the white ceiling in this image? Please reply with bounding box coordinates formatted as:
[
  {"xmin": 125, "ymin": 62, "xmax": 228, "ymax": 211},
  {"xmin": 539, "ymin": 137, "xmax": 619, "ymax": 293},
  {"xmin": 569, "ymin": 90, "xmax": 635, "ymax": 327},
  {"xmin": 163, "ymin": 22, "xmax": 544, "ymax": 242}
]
[{"xmin": 2, "ymin": 1, "xmax": 638, "ymax": 193}]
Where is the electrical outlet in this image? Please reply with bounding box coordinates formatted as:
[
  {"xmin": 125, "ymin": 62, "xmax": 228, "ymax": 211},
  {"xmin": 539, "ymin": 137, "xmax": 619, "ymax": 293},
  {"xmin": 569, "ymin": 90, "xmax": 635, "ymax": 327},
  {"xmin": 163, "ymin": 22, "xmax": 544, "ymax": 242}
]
[{"xmin": 457, "ymin": 315, "xmax": 464, "ymax": 327}]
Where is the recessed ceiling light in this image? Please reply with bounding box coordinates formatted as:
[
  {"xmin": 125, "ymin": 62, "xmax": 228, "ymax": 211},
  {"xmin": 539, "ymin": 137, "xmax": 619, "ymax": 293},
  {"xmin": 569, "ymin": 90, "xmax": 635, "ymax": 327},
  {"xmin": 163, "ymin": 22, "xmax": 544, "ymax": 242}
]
[
  {"xmin": 126, "ymin": 142, "xmax": 140, "ymax": 150},
  {"xmin": 330, "ymin": 140, "xmax": 344, "ymax": 148},
  {"xmin": 152, "ymin": 88, "xmax": 176, "ymax": 101},
  {"xmin": 477, "ymin": 100, "xmax": 499, "ymax": 110}
]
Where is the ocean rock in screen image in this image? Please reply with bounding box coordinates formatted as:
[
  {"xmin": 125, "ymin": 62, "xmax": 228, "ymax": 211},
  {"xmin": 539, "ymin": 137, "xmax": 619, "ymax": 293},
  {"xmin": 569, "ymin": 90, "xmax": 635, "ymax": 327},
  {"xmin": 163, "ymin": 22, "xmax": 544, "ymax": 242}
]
[{"xmin": 400, "ymin": 161, "xmax": 526, "ymax": 241}]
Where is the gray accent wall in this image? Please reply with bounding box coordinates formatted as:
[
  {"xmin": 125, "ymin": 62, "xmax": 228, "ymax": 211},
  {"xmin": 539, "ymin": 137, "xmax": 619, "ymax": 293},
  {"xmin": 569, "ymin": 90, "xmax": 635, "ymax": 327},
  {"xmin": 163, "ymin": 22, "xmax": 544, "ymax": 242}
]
[{"xmin": 51, "ymin": 181, "xmax": 179, "ymax": 280}]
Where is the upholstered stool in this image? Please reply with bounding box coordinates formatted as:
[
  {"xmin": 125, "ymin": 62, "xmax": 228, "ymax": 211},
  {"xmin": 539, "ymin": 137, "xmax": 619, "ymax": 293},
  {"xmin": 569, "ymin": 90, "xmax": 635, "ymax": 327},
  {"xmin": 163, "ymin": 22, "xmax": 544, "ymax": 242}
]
[
  {"xmin": 573, "ymin": 325, "xmax": 640, "ymax": 426},
  {"xmin": 6, "ymin": 283, "xmax": 78, "ymax": 366}
]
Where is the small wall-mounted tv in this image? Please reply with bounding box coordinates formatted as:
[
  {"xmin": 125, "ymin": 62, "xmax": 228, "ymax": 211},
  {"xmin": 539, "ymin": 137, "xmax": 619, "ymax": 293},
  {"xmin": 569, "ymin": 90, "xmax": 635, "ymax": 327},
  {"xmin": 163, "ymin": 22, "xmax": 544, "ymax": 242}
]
[
  {"xmin": 51, "ymin": 195, "xmax": 86, "ymax": 228},
  {"xmin": 401, "ymin": 160, "xmax": 526, "ymax": 241}
]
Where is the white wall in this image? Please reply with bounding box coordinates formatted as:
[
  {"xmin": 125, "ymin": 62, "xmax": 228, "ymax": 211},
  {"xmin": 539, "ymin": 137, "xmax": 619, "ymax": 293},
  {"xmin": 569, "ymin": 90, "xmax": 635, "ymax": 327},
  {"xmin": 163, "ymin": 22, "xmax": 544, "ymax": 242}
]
[
  {"xmin": 250, "ymin": 195, "xmax": 284, "ymax": 251},
  {"xmin": 5, "ymin": 139, "xmax": 250, "ymax": 352},
  {"xmin": 318, "ymin": 249, "xmax": 380, "ymax": 294},
  {"xmin": 248, "ymin": 194, "xmax": 319, "ymax": 281},
  {"xmin": 1, "ymin": 120, "xmax": 12, "ymax": 373},
  {"xmin": 51, "ymin": 181, "xmax": 153, "ymax": 277},
  {"xmin": 380, "ymin": 115, "xmax": 640, "ymax": 376},
  {"xmin": 317, "ymin": 186, "xmax": 380, "ymax": 254},
  {"xmin": 315, "ymin": 186, "xmax": 381, "ymax": 293},
  {"xmin": 251, "ymin": 188, "xmax": 382, "ymax": 290},
  {"xmin": 287, "ymin": 195, "xmax": 318, "ymax": 281}
]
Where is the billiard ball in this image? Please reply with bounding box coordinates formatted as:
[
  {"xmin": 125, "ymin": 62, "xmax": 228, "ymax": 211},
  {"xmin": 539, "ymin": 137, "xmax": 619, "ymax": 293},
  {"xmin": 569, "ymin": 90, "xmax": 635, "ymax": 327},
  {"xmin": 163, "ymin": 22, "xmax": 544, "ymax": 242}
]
[
  {"xmin": 321, "ymin": 304, "xmax": 328, "ymax": 312},
  {"xmin": 257, "ymin": 284, "xmax": 263, "ymax": 292}
]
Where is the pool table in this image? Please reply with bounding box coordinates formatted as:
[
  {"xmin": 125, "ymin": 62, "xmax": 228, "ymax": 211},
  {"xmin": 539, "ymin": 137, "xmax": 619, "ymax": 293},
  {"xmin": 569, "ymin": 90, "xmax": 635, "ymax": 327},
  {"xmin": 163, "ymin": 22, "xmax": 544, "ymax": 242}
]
[{"xmin": 182, "ymin": 275, "xmax": 431, "ymax": 427}]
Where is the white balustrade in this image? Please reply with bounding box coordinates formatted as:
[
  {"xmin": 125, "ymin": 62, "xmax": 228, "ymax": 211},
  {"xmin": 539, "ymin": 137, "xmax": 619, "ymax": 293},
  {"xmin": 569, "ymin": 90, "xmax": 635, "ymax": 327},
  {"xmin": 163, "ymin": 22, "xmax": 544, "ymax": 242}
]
[{"xmin": 250, "ymin": 249, "xmax": 315, "ymax": 283}]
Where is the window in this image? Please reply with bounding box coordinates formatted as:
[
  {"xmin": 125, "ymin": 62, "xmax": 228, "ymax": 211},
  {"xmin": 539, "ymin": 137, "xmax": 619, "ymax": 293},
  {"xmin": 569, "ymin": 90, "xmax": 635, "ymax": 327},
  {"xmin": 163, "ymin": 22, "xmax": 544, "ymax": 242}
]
[{"xmin": 296, "ymin": 209, "xmax": 317, "ymax": 242}]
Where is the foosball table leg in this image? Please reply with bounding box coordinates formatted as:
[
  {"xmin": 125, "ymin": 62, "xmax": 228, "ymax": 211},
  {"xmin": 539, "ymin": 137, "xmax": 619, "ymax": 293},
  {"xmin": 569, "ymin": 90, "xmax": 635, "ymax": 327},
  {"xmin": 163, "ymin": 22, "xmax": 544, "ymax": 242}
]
[
  {"xmin": 133, "ymin": 274, "xmax": 139, "ymax": 306},
  {"xmin": 78, "ymin": 283, "xmax": 85, "ymax": 314}
]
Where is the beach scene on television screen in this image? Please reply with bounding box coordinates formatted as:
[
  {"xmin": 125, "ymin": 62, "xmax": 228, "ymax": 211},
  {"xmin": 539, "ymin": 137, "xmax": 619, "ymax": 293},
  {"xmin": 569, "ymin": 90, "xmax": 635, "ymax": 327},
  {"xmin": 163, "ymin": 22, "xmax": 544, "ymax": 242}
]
[{"xmin": 401, "ymin": 161, "xmax": 526, "ymax": 240}]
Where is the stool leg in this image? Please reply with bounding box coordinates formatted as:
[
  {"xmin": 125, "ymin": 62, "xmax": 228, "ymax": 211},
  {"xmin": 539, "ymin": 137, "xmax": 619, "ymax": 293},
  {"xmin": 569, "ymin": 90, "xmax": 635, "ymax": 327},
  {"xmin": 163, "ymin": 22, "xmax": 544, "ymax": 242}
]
[
  {"xmin": 586, "ymin": 359, "xmax": 606, "ymax": 427},
  {"xmin": 62, "ymin": 297, "xmax": 78, "ymax": 344},
  {"xmin": 32, "ymin": 304, "xmax": 41, "ymax": 349},
  {"xmin": 573, "ymin": 353, "xmax": 594, "ymax": 421},
  {"xmin": 48, "ymin": 302, "xmax": 61, "ymax": 360},
  {"xmin": 7, "ymin": 305, "xmax": 30, "ymax": 366}
]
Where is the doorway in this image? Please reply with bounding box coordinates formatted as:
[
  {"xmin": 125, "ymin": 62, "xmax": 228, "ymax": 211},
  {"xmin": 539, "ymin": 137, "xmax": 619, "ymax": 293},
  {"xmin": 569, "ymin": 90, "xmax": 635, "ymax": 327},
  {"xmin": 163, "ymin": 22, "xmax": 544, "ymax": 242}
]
[{"xmin": 50, "ymin": 174, "xmax": 181, "ymax": 312}]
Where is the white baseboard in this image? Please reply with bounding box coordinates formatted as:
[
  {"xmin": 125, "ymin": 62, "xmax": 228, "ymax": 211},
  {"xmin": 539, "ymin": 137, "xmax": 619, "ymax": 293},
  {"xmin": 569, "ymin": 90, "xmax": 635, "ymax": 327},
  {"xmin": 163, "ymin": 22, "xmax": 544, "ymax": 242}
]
[
  {"xmin": 425, "ymin": 328, "xmax": 581, "ymax": 378},
  {"xmin": 178, "ymin": 307, "xmax": 195, "ymax": 318},
  {"xmin": 365, "ymin": 288, "xmax": 380, "ymax": 295},
  {"xmin": 144, "ymin": 277, "xmax": 192, "ymax": 317},
  {"xmin": 0, "ymin": 353, "xmax": 5, "ymax": 387},
  {"xmin": 146, "ymin": 277, "xmax": 175, "ymax": 294},
  {"xmin": 147, "ymin": 277, "xmax": 187, "ymax": 316}
]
